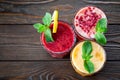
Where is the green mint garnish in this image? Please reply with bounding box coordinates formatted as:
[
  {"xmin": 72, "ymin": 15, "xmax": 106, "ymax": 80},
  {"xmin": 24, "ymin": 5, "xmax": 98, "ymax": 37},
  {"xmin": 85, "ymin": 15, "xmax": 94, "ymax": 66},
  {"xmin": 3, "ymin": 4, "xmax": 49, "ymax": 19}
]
[
  {"xmin": 95, "ymin": 18, "xmax": 107, "ymax": 45},
  {"xmin": 95, "ymin": 32, "xmax": 107, "ymax": 45},
  {"xmin": 44, "ymin": 28, "xmax": 54, "ymax": 42},
  {"xmin": 82, "ymin": 41, "xmax": 94, "ymax": 73},
  {"xmin": 33, "ymin": 23, "xmax": 47, "ymax": 33},
  {"xmin": 42, "ymin": 12, "xmax": 52, "ymax": 26},
  {"xmin": 96, "ymin": 18, "xmax": 107, "ymax": 33},
  {"xmin": 33, "ymin": 12, "xmax": 54, "ymax": 42},
  {"xmin": 84, "ymin": 60, "xmax": 94, "ymax": 73},
  {"xmin": 82, "ymin": 41, "xmax": 92, "ymax": 60}
]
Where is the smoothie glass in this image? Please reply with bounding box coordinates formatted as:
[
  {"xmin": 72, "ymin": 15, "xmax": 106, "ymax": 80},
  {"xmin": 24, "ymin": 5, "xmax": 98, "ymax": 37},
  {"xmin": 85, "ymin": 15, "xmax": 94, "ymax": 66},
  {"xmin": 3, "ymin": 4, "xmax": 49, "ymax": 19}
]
[
  {"xmin": 71, "ymin": 41, "xmax": 106, "ymax": 76},
  {"xmin": 41, "ymin": 21, "xmax": 76, "ymax": 58},
  {"xmin": 74, "ymin": 6, "xmax": 107, "ymax": 40}
]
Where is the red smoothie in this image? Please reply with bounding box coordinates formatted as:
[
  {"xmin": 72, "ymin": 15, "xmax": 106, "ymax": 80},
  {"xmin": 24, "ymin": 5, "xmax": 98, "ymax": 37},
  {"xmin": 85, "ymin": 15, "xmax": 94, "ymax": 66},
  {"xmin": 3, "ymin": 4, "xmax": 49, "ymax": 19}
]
[{"xmin": 41, "ymin": 21, "xmax": 76, "ymax": 58}]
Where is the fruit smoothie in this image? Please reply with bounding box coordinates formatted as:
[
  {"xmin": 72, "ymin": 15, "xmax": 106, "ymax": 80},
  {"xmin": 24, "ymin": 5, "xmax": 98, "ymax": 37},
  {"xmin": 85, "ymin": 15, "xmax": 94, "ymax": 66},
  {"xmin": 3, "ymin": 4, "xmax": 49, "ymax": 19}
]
[
  {"xmin": 41, "ymin": 21, "xmax": 76, "ymax": 58},
  {"xmin": 74, "ymin": 6, "xmax": 107, "ymax": 40},
  {"xmin": 71, "ymin": 41, "xmax": 106, "ymax": 76}
]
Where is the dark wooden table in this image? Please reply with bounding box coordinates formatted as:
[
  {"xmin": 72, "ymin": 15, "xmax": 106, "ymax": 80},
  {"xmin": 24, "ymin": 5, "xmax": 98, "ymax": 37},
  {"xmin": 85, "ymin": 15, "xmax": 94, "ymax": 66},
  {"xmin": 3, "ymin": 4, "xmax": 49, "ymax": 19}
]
[{"xmin": 0, "ymin": 0, "xmax": 120, "ymax": 80}]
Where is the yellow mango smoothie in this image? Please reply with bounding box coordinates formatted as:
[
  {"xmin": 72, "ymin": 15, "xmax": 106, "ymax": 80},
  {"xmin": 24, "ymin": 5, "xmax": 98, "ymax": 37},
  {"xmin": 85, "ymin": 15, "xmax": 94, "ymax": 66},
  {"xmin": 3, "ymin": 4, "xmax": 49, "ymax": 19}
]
[{"xmin": 71, "ymin": 41, "xmax": 106, "ymax": 76}]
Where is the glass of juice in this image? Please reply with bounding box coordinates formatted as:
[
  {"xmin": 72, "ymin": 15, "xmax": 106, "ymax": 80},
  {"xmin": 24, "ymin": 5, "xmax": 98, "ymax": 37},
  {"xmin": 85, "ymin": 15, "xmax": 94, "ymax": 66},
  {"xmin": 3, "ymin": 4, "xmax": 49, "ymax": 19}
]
[
  {"xmin": 41, "ymin": 21, "xmax": 76, "ymax": 58},
  {"xmin": 74, "ymin": 6, "xmax": 107, "ymax": 40},
  {"xmin": 71, "ymin": 41, "xmax": 106, "ymax": 76}
]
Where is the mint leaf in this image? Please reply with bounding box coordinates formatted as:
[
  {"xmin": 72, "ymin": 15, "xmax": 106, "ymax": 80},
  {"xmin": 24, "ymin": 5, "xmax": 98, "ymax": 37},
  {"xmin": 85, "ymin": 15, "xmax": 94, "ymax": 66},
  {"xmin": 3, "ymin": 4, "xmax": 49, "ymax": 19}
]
[
  {"xmin": 95, "ymin": 32, "xmax": 107, "ymax": 45},
  {"xmin": 82, "ymin": 41, "xmax": 93, "ymax": 60},
  {"xmin": 33, "ymin": 23, "xmax": 46, "ymax": 33},
  {"xmin": 42, "ymin": 12, "xmax": 52, "ymax": 26},
  {"xmin": 44, "ymin": 28, "xmax": 54, "ymax": 42},
  {"xmin": 96, "ymin": 18, "xmax": 107, "ymax": 33},
  {"xmin": 84, "ymin": 60, "xmax": 94, "ymax": 73}
]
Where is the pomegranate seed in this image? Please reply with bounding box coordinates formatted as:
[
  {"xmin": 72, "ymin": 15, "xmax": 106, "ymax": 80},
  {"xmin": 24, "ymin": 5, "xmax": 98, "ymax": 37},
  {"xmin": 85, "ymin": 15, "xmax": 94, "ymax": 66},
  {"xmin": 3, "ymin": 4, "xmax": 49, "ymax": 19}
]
[
  {"xmin": 76, "ymin": 16, "xmax": 79, "ymax": 19},
  {"xmin": 79, "ymin": 16, "xmax": 83, "ymax": 21},
  {"xmin": 76, "ymin": 24, "xmax": 78, "ymax": 26}
]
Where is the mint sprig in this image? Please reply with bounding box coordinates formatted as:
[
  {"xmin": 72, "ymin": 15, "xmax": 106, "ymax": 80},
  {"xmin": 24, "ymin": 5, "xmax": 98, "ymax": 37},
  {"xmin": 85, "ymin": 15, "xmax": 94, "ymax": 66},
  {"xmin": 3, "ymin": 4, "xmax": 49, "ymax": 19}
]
[
  {"xmin": 95, "ymin": 18, "xmax": 107, "ymax": 45},
  {"xmin": 33, "ymin": 12, "xmax": 54, "ymax": 42},
  {"xmin": 82, "ymin": 41, "xmax": 94, "ymax": 73}
]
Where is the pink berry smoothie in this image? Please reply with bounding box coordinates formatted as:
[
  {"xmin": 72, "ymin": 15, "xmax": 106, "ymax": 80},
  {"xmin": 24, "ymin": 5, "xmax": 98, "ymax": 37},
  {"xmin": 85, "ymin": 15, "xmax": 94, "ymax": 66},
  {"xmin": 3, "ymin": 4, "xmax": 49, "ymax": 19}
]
[{"xmin": 74, "ymin": 6, "xmax": 107, "ymax": 40}]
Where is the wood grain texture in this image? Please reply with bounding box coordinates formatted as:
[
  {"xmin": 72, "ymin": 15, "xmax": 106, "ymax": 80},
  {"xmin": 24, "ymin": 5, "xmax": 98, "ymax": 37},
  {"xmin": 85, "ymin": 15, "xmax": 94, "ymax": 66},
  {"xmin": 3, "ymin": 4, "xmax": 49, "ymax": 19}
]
[
  {"xmin": 0, "ymin": 0, "xmax": 119, "ymax": 80},
  {"xmin": 0, "ymin": 61, "xmax": 119, "ymax": 80},
  {"xmin": 0, "ymin": 0, "xmax": 120, "ymax": 24},
  {"xmin": 0, "ymin": 0, "xmax": 55, "ymax": 4},
  {"xmin": 0, "ymin": 25, "xmax": 119, "ymax": 60},
  {"xmin": 83, "ymin": 0, "xmax": 120, "ymax": 4}
]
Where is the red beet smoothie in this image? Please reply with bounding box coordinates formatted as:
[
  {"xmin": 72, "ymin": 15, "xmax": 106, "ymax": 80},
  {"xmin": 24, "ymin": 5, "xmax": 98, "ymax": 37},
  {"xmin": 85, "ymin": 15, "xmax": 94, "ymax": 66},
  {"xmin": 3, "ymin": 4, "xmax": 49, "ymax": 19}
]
[{"xmin": 41, "ymin": 21, "xmax": 76, "ymax": 58}]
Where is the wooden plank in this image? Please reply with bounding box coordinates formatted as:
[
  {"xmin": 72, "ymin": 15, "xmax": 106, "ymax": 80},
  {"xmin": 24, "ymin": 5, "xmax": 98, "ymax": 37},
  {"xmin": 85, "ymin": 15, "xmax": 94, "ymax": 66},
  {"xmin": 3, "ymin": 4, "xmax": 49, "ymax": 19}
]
[
  {"xmin": 0, "ymin": 0, "xmax": 120, "ymax": 24},
  {"xmin": 83, "ymin": 0, "xmax": 120, "ymax": 4},
  {"xmin": 0, "ymin": 25, "xmax": 120, "ymax": 60},
  {"xmin": 0, "ymin": 61, "xmax": 119, "ymax": 80},
  {"xmin": 0, "ymin": 0, "xmax": 55, "ymax": 4}
]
